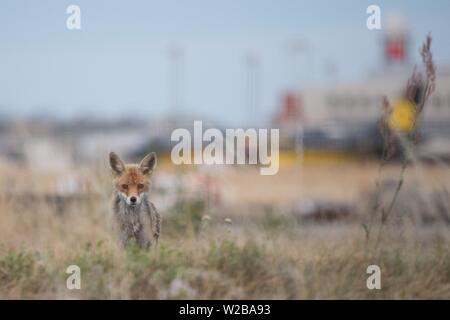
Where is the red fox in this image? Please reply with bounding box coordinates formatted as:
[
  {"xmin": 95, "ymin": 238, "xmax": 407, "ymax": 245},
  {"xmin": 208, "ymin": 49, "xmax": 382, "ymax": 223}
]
[{"xmin": 109, "ymin": 152, "xmax": 161, "ymax": 249}]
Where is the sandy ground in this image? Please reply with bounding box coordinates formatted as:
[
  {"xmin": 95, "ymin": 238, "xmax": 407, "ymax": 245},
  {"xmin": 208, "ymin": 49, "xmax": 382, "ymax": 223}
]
[
  {"xmin": 214, "ymin": 161, "xmax": 450, "ymax": 206},
  {"xmin": 2, "ymin": 159, "xmax": 449, "ymax": 209}
]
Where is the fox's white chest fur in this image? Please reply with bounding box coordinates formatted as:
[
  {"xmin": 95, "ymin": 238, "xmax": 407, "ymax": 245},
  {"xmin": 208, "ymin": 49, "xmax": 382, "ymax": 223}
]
[
  {"xmin": 117, "ymin": 199, "xmax": 144, "ymax": 234},
  {"xmin": 113, "ymin": 192, "xmax": 160, "ymax": 249}
]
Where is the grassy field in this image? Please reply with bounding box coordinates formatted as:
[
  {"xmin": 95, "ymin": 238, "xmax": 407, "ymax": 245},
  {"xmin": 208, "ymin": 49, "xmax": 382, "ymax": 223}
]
[{"xmin": 0, "ymin": 162, "xmax": 449, "ymax": 299}]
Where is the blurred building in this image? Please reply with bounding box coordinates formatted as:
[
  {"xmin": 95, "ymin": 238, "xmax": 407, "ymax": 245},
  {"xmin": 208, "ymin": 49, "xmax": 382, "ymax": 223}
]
[
  {"xmin": 0, "ymin": 119, "xmax": 156, "ymax": 169},
  {"xmin": 273, "ymin": 15, "xmax": 450, "ymax": 157}
]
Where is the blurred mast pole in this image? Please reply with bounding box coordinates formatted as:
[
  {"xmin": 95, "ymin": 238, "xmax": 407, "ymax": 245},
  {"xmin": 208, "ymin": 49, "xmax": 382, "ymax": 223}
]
[
  {"xmin": 245, "ymin": 52, "xmax": 260, "ymax": 128},
  {"xmin": 286, "ymin": 39, "xmax": 312, "ymax": 201},
  {"xmin": 286, "ymin": 39, "xmax": 311, "ymax": 153},
  {"xmin": 168, "ymin": 46, "xmax": 185, "ymax": 121},
  {"xmin": 324, "ymin": 60, "xmax": 338, "ymax": 84}
]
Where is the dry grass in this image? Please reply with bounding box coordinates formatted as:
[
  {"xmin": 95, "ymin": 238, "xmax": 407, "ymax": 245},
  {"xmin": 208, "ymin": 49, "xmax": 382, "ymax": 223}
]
[
  {"xmin": 220, "ymin": 161, "xmax": 450, "ymax": 205},
  {"xmin": 0, "ymin": 161, "xmax": 449, "ymax": 299}
]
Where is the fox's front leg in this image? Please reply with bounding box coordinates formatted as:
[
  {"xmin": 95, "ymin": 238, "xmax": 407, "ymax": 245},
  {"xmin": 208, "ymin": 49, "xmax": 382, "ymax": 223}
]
[
  {"xmin": 119, "ymin": 227, "xmax": 132, "ymax": 248},
  {"xmin": 135, "ymin": 228, "xmax": 151, "ymax": 250}
]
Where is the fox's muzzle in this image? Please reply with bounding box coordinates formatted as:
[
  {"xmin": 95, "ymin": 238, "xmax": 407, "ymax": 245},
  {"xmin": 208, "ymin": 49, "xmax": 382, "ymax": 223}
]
[
  {"xmin": 118, "ymin": 192, "xmax": 142, "ymax": 206},
  {"xmin": 126, "ymin": 195, "xmax": 141, "ymax": 206}
]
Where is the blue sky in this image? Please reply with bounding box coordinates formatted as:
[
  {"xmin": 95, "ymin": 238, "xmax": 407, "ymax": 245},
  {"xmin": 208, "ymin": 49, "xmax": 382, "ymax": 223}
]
[{"xmin": 1, "ymin": 0, "xmax": 449, "ymax": 125}]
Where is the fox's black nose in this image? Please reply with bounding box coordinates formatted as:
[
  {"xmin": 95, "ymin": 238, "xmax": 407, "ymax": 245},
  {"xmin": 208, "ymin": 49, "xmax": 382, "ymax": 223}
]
[{"xmin": 130, "ymin": 196, "xmax": 137, "ymax": 204}]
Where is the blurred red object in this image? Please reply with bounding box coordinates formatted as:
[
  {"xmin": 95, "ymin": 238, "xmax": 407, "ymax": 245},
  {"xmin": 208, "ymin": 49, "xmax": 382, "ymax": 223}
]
[
  {"xmin": 386, "ymin": 38, "xmax": 405, "ymax": 61},
  {"xmin": 273, "ymin": 92, "xmax": 304, "ymax": 127}
]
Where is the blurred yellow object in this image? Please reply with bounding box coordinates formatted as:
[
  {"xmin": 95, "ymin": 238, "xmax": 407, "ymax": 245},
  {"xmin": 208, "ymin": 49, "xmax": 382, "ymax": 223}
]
[
  {"xmin": 388, "ymin": 98, "xmax": 417, "ymax": 132},
  {"xmin": 279, "ymin": 150, "xmax": 363, "ymax": 167},
  {"xmin": 158, "ymin": 150, "xmax": 364, "ymax": 169}
]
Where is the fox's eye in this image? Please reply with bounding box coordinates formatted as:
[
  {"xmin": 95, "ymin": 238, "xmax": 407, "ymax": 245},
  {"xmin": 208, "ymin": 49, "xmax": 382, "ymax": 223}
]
[
  {"xmin": 121, "ymin": 184, "xmax": 128, "ymax": 189},
  {"xmin": 138, "ymin": 184, "xmax": 145, "ymax": 189}
]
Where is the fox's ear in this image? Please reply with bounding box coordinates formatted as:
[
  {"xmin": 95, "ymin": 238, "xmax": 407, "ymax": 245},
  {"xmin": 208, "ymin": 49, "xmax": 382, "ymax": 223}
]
[
  {"xmin": 139, "ymin": 152, "xmax": 157, "ymax": 175},
  {"xmin": 109, "ymin": 152, "xmax": 125, "ymax": 175}
]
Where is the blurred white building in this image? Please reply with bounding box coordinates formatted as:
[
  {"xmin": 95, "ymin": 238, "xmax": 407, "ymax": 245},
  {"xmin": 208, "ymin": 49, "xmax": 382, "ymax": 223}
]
[{"xmin": 273, "ymin": 15, "xmax": 450, "ymax": 155}]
